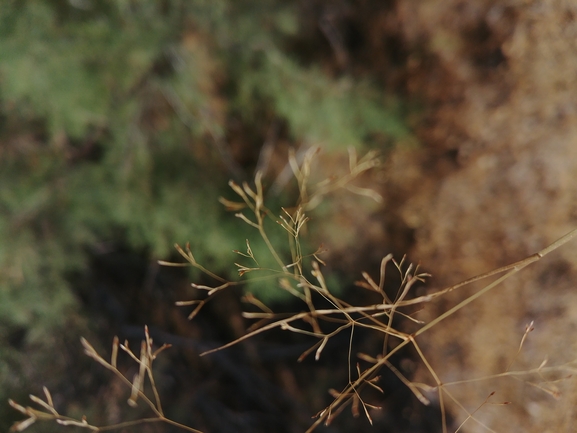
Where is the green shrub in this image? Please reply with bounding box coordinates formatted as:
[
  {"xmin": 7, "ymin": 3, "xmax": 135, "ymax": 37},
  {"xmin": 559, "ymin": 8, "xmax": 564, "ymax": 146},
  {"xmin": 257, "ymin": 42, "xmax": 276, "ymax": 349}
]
[{"xmin": 0, "ymin": 2, "xmax": 411, "ymax": 429}]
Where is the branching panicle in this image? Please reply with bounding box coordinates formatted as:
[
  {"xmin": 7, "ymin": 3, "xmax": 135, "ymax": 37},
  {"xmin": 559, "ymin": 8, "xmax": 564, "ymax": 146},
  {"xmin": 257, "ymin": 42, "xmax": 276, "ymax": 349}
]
[{"xmin": 11, "ymin": 149, "xmax": 577, "ymax": 433}]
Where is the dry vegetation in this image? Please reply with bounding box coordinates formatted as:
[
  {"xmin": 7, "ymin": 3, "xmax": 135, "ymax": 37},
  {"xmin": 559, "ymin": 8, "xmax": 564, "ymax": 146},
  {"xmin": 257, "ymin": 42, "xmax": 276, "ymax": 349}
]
[
  {"xmin": 10, "ymin": 146, "xmax": 577, "ymax": 433},
  {"xmin": 8, "ymin": 1, "xmax": 577, "ymax": 432}
]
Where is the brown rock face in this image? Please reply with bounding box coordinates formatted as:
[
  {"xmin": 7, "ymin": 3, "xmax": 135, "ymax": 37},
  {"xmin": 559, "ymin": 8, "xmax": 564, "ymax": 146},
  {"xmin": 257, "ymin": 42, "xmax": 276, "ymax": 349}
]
[{"xmin": 381, "ymin": 1, "xmax": 577, "ymax": 431}]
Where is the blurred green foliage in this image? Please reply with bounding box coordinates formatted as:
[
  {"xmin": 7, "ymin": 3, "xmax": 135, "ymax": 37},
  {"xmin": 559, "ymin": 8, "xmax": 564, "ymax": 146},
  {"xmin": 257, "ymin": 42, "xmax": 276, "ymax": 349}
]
[{"xmin": 0, "ymin": 1, "xmax": 409, "ymax": 427}]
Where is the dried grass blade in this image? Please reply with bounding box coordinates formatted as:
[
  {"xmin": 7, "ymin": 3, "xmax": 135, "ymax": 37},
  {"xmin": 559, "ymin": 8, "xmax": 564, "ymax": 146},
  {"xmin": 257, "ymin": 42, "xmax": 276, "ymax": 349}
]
[
  {"xmin": 228, "ymin": 180, "xmax": 251, "ymax": 206},
  {"xmin": 344, "ymin": 184, "xmax": 383, "ymax": 203},
  {"xmin": 360, "ymin": 272, "xmax": 380, "ymax": 292},
  {"xmin": 242, "ymin": 292, "xmax": 273, "ymax": 314},
  {"xmin": 241, "ymin": 181, "xmax": 257, "ymax": 201},
  {"xmin": 111, "ymin": 336, "xmax": 119, "ymax": 368},
  {"xmin": 357, "ymin": 353, "xmax": 378, "ymax": 364},
  {"xmin": 351, "ymin": 394, "xmax": 360, "ymax": 418},
  {"xmin": 8, "ymin": 399, "xmax": 28, "ymax": 415},
  {"xmin": 175, "ymin": 300, "xmax": 201, "ymax": 306},
  {"xmin": 366, "ymin": 379, "xmax": 384, "ymax": 394},
  {"xmin": 191, "ymin": 282, "xmax": 231, "ymax": 293},
  {"xmin": 10, "ymin": 416, "xmax": 37, "ymax": 432},
  {"xmin": 144, "ymin": 326, "xmax": 155, "ymax": 361},
  {"xmin": 56, "ymin": 418, "xmax": 98, "ymax": 430},
  {"xmin": 81, "ymin": 338, "xmax": 109, "ymax": 368},
  {"xmin": 298, "ymin": 340, "xmax": 324, "ymax": 362},
  {"xmin": 157, "ymin": 260, "xmax": 189, "ymax": 267},
  {"xmin": 201, "ymin": 313, "xmax": 309, "ymax": 356},
  {"xmin": 235, "ymin": 212, "xmax": 260, "ymax": 228},
  {"xmin": 127, "ymin": 373, "xmax": 141, "ymax": 407},
  {"xmin": 42, "ymin": 387, "xmax": 54, "ymax": 409},
  {"xmin": 187, "ymin": 301, "xmax": 206, "ymax": 320},
  {"xmin": 139, "ymin": 340, "xmax": 148, "ymax": 371},
  {"xmin": 218, "ymin": 196, "xmax": 247, "ymax": 211},
  {"xmin": 173, "ymin": 243, "xmax": 196, "ymax": 265},
  {"xmin": 29, "ymin": 395, "xmax": 57, "ymax": 416},
  {"xmin": 360, "ymin": 398, "xmax": 374, "ymax": 425},
  {"xmin": 315, "ymin": 337, "xmax": 329, "ymax": 361},
  {"xmin": 120, "ymin": 342, "xmax": 140, "ymax": 363},
  {"xmin": 506, "ymin": 320, "xmax": 535, "ymax": 371},
  {"xmin": 152, "ymin": 343, "xmax": 172, "ymax": 359}
]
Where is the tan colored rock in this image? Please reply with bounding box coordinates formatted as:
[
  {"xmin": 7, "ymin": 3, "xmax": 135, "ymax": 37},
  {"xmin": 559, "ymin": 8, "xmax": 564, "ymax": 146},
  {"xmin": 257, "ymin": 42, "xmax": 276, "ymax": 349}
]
[{"xmin": 383, "ymin": 1, "xmax": 577, "ymax": 431}]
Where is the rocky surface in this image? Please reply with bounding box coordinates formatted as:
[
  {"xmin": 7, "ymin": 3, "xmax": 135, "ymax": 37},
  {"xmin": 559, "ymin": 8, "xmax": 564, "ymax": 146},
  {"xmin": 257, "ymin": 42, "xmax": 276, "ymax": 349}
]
[{"xmin": 379, "ymin": 1, "xmax": 577, "ymax": 431}]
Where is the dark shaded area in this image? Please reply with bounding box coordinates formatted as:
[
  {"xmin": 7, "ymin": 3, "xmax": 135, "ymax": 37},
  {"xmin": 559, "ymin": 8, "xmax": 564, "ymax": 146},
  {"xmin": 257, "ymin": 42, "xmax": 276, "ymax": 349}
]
[{"xmin": 68, "ymin": 242, "xmax": 445, "ymax": 432}]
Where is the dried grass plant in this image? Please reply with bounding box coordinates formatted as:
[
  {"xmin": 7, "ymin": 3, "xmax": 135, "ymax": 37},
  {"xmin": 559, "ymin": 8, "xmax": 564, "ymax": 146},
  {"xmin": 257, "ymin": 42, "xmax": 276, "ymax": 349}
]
[
  {"xmin": 9, "ymin": 147, "xmax": 577, "ymax": 432},
  {"xmin": 9, "ymin": 326, "xmax": 201, "ymax": 432}
]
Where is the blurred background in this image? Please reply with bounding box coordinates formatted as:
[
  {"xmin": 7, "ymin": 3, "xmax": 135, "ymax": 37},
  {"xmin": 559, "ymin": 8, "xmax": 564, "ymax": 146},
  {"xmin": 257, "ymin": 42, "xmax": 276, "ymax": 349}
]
[{"xmin": 2, "ymin": 1, "xmax": 577, "ymax": 432}]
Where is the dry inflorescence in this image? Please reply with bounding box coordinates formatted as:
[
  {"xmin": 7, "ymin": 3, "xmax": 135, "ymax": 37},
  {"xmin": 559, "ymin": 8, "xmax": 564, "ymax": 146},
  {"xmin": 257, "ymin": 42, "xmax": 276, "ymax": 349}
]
[
  {"xmin": 9, "ymin": 148, "xmax": 577, "ymax": 433},
  {"xmin": 9, "ymin": 326, "xmax": 200, "ymax": 432}
]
